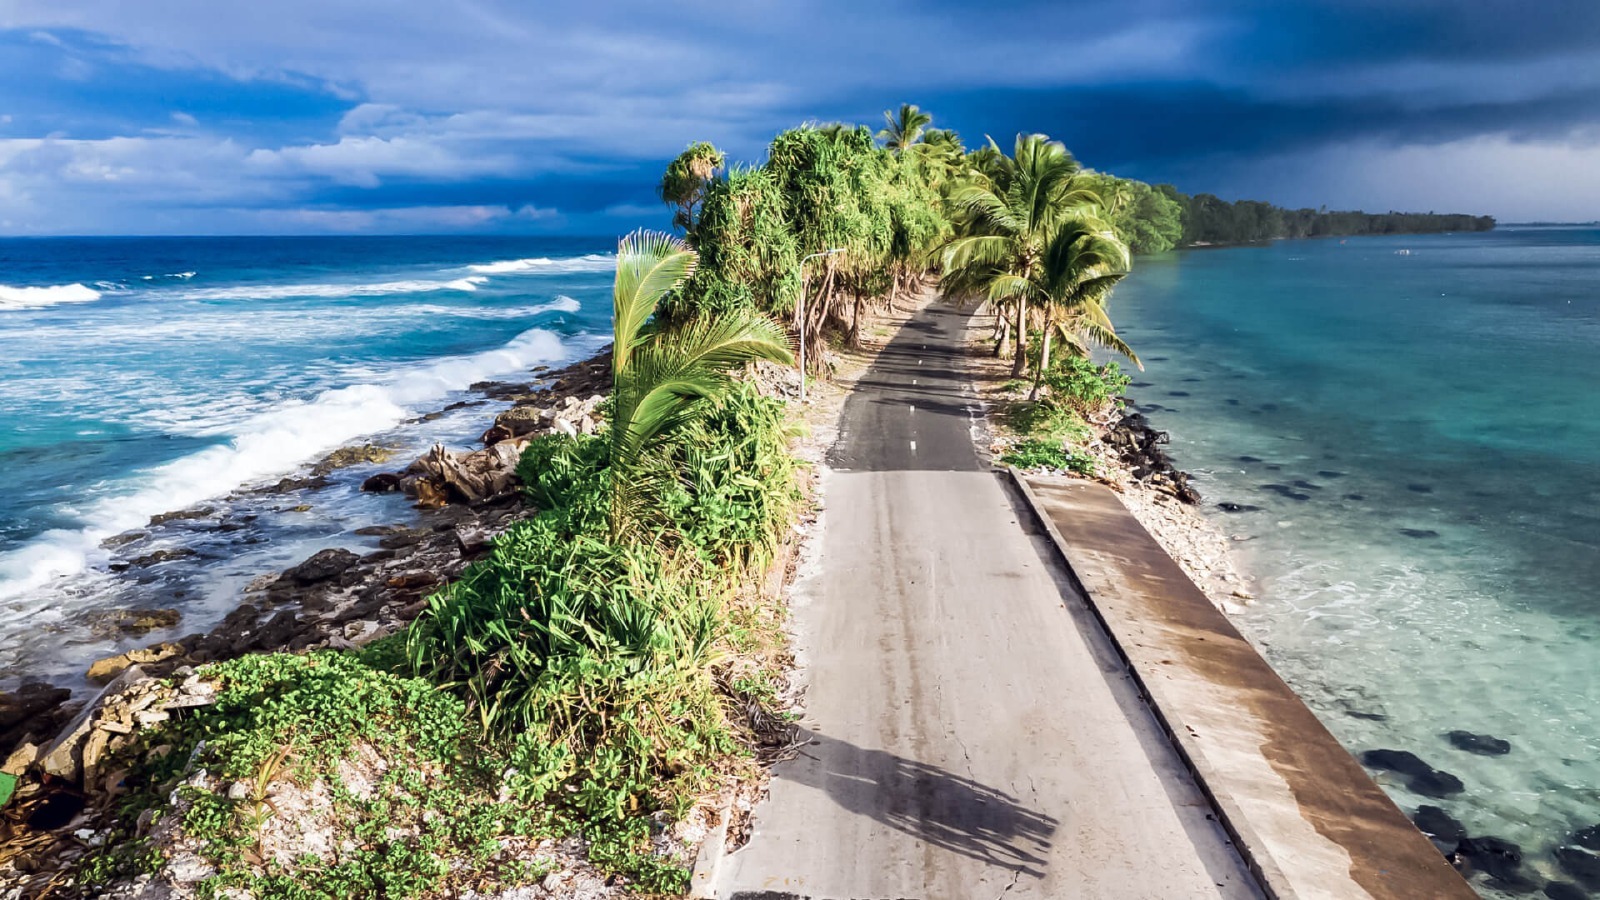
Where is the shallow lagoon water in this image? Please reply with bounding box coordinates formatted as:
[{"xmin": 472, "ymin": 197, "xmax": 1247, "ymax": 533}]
[{"xmin": 1114, "ymin": 228, "xmax": 1600, "ymax": 896}]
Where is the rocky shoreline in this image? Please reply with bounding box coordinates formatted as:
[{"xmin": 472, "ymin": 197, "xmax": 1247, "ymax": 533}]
[{"xmin": 0, "ymin": 350, "xmax": 619, "ymax": 804}]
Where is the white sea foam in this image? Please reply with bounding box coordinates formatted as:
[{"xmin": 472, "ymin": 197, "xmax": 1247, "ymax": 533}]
[
  {"xmin": 467, "ymin": 254, "xmax": 613, "ymax": 275},
  {"xmin": 141, "ymin": 271, "xmax": 197, "ymax": 280},
  {"xmin": 0, "ymin": 282, "xmax": 103, "ymax": 310},
  {"xmin": 0, "ymin": 326, "xmax": 574, "ymax": 603},
  {"xmin": 174, "ymin": 275, "xmax": 489, "ymax": 302}
]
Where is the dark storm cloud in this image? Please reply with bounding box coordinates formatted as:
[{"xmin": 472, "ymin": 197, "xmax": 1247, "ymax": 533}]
[{"xmin": 0, "ymin": 0, "xmax": 1597, "ymax": 232}]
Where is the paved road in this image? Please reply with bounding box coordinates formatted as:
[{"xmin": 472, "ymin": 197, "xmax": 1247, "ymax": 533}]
[{"xmin": 716, "ymin": 303, "xmax": 1262, "ymax": 899}]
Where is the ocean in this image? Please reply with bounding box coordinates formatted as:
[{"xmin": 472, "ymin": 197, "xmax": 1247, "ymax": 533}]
[
  {"xmin": 0, "ymin": 236, "xmax": 615, "ymax": 685},
  {"xmin": 1112, "ymin": 227, "xmax": 1600, "ymax": 897}
]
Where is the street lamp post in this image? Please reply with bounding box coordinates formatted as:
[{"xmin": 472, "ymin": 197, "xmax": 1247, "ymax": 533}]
[{"xmin": 798, "ymin": 247, "xmax": 844, "ymax": 403}]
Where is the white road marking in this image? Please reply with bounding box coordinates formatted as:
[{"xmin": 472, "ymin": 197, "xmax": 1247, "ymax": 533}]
[
  {"xmin": 909, "ymin": 405, "xmax": 915, "ymax": 414},
  {"xmin": 909, "ymin": 440, "xmax": 917, "ymax": 452}
]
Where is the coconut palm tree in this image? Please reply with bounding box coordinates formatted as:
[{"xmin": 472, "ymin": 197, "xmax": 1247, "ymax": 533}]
[
  {"xmin": 878, "ymin": 103, "xmax": 932, "ymax": 154},
  {"xmin": 984, "ymin": 218, "xmax": 1137, "ymax": 399},
  {"xmin": 941, "ymin": 134, "xmax": 1102, "ymax": 375},
  {"xmin": 608, "ymin": 230, "xmax": 794, "ymax": 542}
]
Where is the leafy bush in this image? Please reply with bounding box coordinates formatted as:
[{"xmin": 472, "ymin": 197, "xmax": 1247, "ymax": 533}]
[
  {"xmin": 1039, "ymin": 355, "xmax": 1130, "ymax": 420},
  {"xmin": 1000, "ymin": 438, "xmax": 1098, "ymax": 475},
  {"xmin": 662, "ymin": 382, "xmax": 800, "ymax": 571}
]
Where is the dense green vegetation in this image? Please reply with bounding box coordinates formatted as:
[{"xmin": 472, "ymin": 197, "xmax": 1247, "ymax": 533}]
[
  {"xmin": 1154, "ymin": 186, "xmax": 1496, "ymax": 245},
  {"xmin": 79, "ymin": 234, "xmax": 803, "ymax": 896}
]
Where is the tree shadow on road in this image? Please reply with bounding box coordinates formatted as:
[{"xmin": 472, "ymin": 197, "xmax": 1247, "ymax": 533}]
[{"xmin": 778, "ymin": 727, "xmax": 1058, "ymax": 879}]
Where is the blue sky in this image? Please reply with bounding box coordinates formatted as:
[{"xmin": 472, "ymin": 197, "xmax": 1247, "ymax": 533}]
[{"xmin": 1, "ymin": 0, "xmax": 1597, "ymax": 234}]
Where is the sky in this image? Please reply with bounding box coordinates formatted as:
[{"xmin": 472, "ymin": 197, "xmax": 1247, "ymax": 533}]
[{"xmin": 0, "ymin": 0, "xmax": 1597, "ymax": 235}]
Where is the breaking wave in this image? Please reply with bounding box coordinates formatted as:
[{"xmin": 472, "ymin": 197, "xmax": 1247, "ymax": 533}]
[
  {"xmin": 0, "ymin": 326, "xmax": 575, "ymax": 603},
  {"xmin": 467, "ymin": 254, "xmax": 614, "ymax": 275},
  {"xmin": 0, "ymin": 283, "xmax": 103, "ymax": 310}
]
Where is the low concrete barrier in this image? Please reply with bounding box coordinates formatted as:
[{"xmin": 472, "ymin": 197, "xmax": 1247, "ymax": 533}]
[{"xmin": 1009, "ymin": 472, "xmax": 1474, "ymax": 900}]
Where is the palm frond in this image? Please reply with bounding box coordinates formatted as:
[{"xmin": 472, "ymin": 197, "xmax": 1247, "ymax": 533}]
[{"xmin": 613, "ymin": 230, "xmax": 698, "ymax": 372}]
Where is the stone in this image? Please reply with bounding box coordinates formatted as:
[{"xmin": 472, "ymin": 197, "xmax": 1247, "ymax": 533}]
[
  {"xmin": 1400, "ymin": 528, "xmax": 1440, "ymax": 539},
  {"xmin": 1452, "ymin": 836, "xmax": 1523, "ymax": 882},
  {"xmin": 1555, "ymin": 846, "xmax": 1600, "ymax": 889},
  {"xmin": 3, "ymin": 741, "xmax": 41, "ymax": 776},
  {"xmin": 264, "ymin": 474, "xmax": 332, "ymax": 494},
  {"xmin": 283, "ymin": 548, "xmax": 361, "ymax": 585},
  {"xmin": 86, "ymin": 607, "xmax": 181, "ymax": 637},
  {"xmin": 312, "ymin": 443, "xmax": 396, "ymax": 476},
  {"xmin": 1408, "ymin": 483, "xmax": 1435, "ymax": 494},
  {"xmin": 1447, "ymin": 730, "xmax": 1512, "ymax": 756},
  {"xmin": 41, "ymin": 667, "xmax": 148, "ymax": 782},
  {"xmin": 87, "ymin": 644, "xmax": 183, "ymax": 685},
  {"xmin": 1573, "ymin": 824, "xmax": 1600, "ymax": 851},
  {"xmin": 1217, "ymin": 502, "xmax": 1263, "ymax": 513},
  {"xmin": 149, "ymin": 507, "xmax": 216, "ymax": 526},
  {"xmin": 1360, "ymin": 748, "xmax": 1464, "ymax": 798},
  {"xmin": 108, "ymin": 548, "xmax": 197, "ymax": 571},
  {"xmin": 167, "ymin": 851, "xmax": 217, "ymax": 884},
  {"xmin": 1545, "ymin": 882, "xmax": 1588, "ymax": 900},
  {"xmin": 1413, "ymin": 805, "xmax": 1466, "ymax": 844},
  {"xmin": 360, "ymin": 472, "xmax": 404, "ymax": 493},
  {"xmin": 0, "ymin": 681, "xmax": 72, "ymax": 730}
]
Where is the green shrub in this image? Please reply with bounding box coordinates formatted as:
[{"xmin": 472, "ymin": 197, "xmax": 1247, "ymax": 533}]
[
  {"xmin": 1000, "ymin": 438, "xmax": 1098, "ymax": 475},
  {"xmin": 662, "ymin": 383, "xmax": 801, "ymax": 572},
  {"xmin": 516, "ymin": 431, "xmax": 609, "ymax": 515},
  {"xmin": 1037, "ymin": 355, "xmax": 1130, "ymax": 420}
]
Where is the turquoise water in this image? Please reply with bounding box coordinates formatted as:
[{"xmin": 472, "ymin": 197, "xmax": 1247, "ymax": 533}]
[
  {"xmin": 1113, "ymin": 228, "xmax": 1600, "ymax": 897},
  {"xmin": 0, "ymin": 236, "xmax": 614, "ymax": 684}
]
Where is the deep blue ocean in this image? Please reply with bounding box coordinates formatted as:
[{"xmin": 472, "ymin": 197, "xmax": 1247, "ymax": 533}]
[
  {"xmin": 1113, "ymin": 227, "xmax": 1600, "ymax": 897},
  {"xmin": 0, "ymin": 236, "xmax": 615, "ymax": 684}
]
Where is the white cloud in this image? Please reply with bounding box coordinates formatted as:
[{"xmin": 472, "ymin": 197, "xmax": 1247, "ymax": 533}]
[{"xmin": 170, "ymin": 111, "xmax": 198, "ymax": 127}]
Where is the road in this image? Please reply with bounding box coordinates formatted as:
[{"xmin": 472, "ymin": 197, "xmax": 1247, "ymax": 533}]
[{"xmin": 715, "ymin": 302, "xmax": 1262, "ymax": 899}]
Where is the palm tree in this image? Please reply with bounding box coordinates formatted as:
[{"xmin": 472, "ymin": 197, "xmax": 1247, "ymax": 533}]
[
  {"xmin": 985, "ymin": 218, "xmax": 1137, "ymax": 400},
  {"xmin": 941, "ymin": 134, "xmax": 1102, "ymax": 375},
  {"xmin": 878, "ymin": 103, "xmax": 932, "ymax": 154},
  {"xmin": 608, "ymin": 231, "xmax": 794, "ymax": 542}
]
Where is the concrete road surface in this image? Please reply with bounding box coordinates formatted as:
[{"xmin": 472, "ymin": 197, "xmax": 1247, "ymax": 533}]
[{"xmin": 715, "ymin": 304, "xmax": 1262, "ymax": 899}]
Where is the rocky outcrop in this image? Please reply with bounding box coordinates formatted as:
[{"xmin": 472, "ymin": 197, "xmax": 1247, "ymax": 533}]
[
  {"xmin": 311, "ymin": 443, "xmax": 397, "ymax": 476},
  {"xmin": 282, "ymin": 548, "xmax": 361, "ymax": 585},
  {"xmin": 1099, "ymin": 412, "xmax": 1201, "ymax": 504}
]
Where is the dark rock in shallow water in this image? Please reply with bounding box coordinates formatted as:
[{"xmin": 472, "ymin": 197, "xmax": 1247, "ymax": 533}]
[
  {"xmin": 263, "ymin": 475, "xmax": 332, "ymax": 494},
  {"xmin": 1453, "ymin": 835, "xmax": 1524, "ymax": 882},
  {"xmin": 149, "ymin": 506, "xmax": 215, "ymax": 526},
  {"xmin": 1400, "ymin": 528, "xmax": 1441, "ymax": 539},
  {"xmin": 1572, "ymin": 825, "xmax": 1600, "ymax": 851},
  {"xmin": 108, "ymin": 547, "xmax": 197, "ymax": 571},
  {"xmin": 360, "ymin": 472, "xmax": 403, "ymax": 493},
  {"xmin": 1292, "ymin": 479, "xmax": 1323, "ymax": 490},
  {"xmin": 1556, "ymin": 846, "xmax": 1600, "ymax": 889},
  {"xmin": 1168, "ymin": 390, "xmax": 1191, "ymax": 397},
  {"xmin": 1544, "ymin": 881, "xmax": 1589, "ymax": 900},
  {"xmin": 1448, "ymin": 730, "xmax": 1512, "ymax": 756},
  {"xmin": 1411, "ymin": 768, "xmax": 1466, "ymax": 798},
  {"xmin": 1260, "ymin": 483, "xmax": 1312, "ymax": 502},
  {"xmin": 1226, "ymin": 398, "xmax": 1240, "ymax": 406},
  {"xmin": 1317, "ymin": 470, "xmax": 1345, "ymax": 478},
  {"xmin": 1345, "ymin": 493, "xmax": 1367, "ymax": 501},
  {"xmin": 1414, "ymin": 805, "xmax": 1467, "ymax": 843},
  {"xmin": 1238, "ymin": 455, "xmax": 1262, "ymax": 463},
  {"xmin": 282, "ymin": 548, "xmax": 360, "ymax": 585},
  {"xmin": 1408, "ymin": 483, "xmax": 1435, "ymax": 494},
  {"xmin": 1361, "ymin": 748, "xmax": 1464, "ymax": 798},
  {"xmin": 1217, "ymin": 502, "xmax": 1263, "ymax": 513}
]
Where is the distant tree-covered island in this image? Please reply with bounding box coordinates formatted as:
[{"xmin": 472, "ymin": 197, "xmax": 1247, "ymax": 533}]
[{"xmin": 1067, "ymin": 175, "xmax": 1495, "ymax": 253}]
